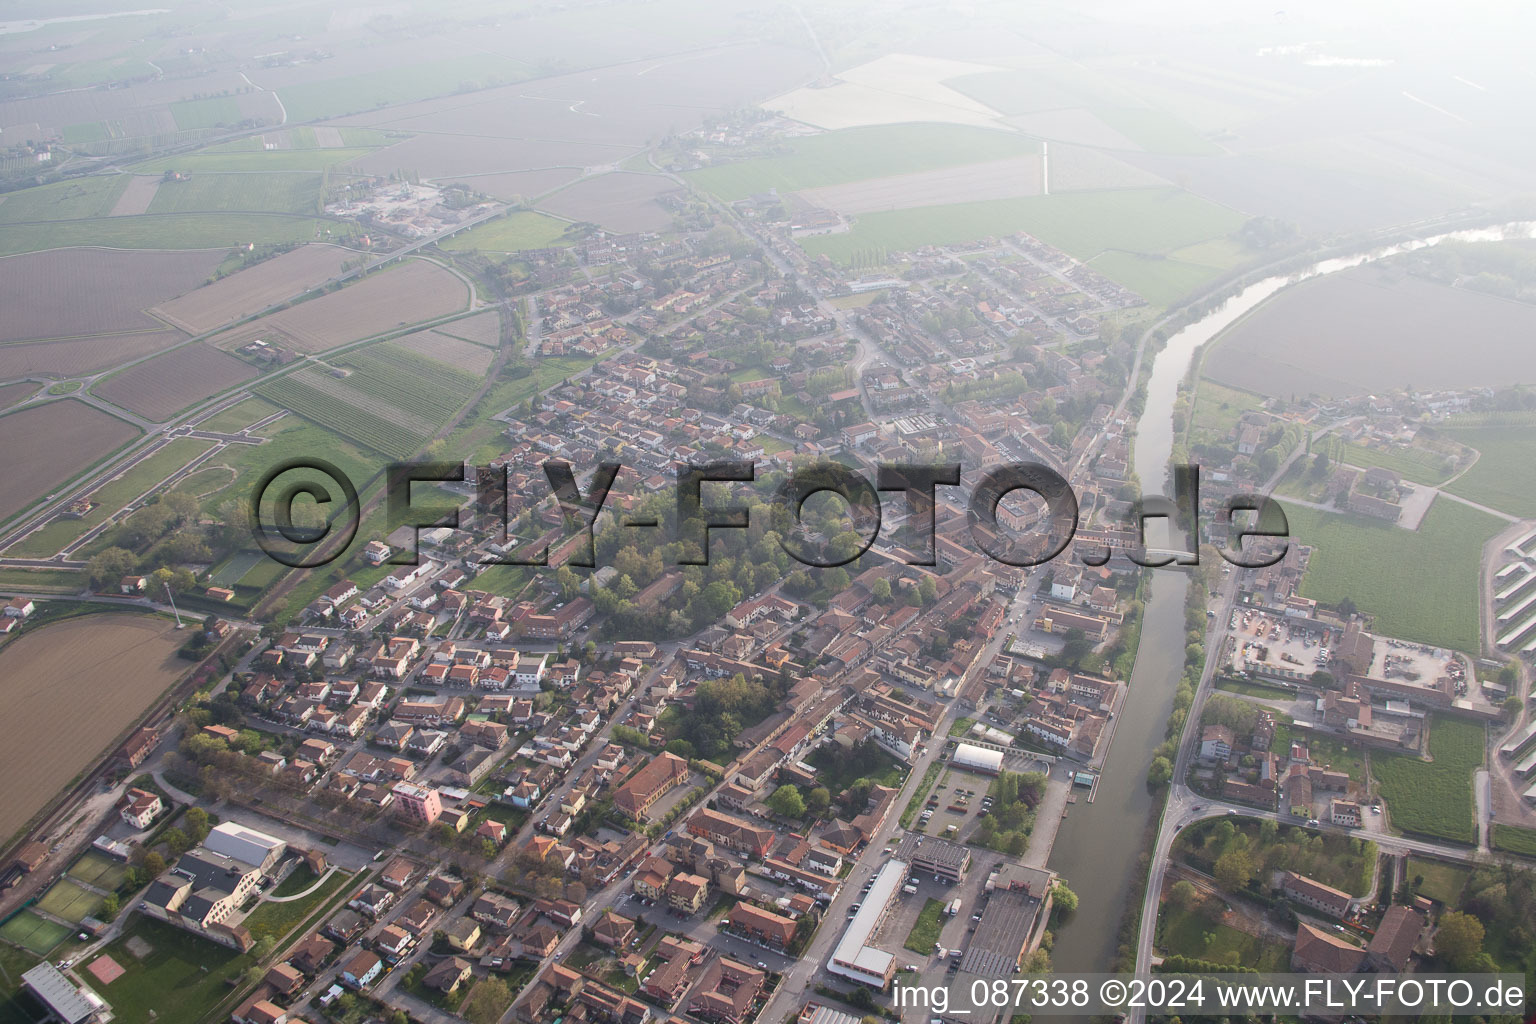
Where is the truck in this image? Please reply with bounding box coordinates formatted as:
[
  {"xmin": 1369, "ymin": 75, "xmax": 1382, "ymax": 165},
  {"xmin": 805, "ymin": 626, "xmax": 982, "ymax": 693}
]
[{"xmin": 946, "ymin": 897, "xmax": 962, "ymax": 917}]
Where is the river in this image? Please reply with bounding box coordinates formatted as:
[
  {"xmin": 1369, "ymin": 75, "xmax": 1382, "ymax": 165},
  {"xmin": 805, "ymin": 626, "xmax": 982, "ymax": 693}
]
[{"xmin": 1043, "ymin": 220, "xmax": 1535, "ymax": 976}]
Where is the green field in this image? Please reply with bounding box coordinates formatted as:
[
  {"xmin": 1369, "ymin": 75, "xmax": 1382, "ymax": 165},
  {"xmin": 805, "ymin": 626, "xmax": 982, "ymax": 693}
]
[
  {"xmin": 258, "ymin": 342, "xmax": 478, "ymax": 458},
  {"xmin": 1441, "ymin": 426, "xmax": 1536, "ymax": 518},
  {"xmin": 1490, "ymin": 823, "xmax": 1536, "ymax": 858},
  {"xmin": 1086, "ymin": 250, "xmax": 1232, "ymax": 307},
  {"xmin": 7, "ymin": 438, "xmax": 215, "ymax": 558},
  {"xmin": 1373, "ymin": 716, "xmax": 1484, "ymax": 843},
  {"xmin": 1282, "ymin": 499, "xmax": 1501, "ymax": 653},
  {"xmin": 168, "ymin": 96, "xmax": 244, "ymax": 131},
  {"xmin": 0, "ymin": 176, "xmax": 129, "ymax": 223},
  {"xmin": 904, "ymin": 898, "xmax": 946, "ymax": 954},
  {"xmin": 1156, "ymin": 903, "xmax": 1291, "ymax": 970},
  {"xmin": 0, "ymin": 941, "xmax": 43, "ymax": 1024},
  {"xmin": 1405, "ymin": 856, "xmax": 1471, "ymax": 903},
  {"xmin": 1186, "ymin": 379, "xmax": 1264, "ymax": 446},
  {"xmin": 684, "ymin": 124, "xmax": 1041, "ymax": 201},
  {"xmin": 35, "ymin": 879, "xmax": 103, "ymax": 925},
  {"xmin": 1094, "ymin": 107, "xmax": 1222, "ymax": 156},
  {"xmin": 1334, "ymin": 439, "xmax": 1458, "ymax": 487},
  {"xmin": 80, "ymin": 916, "xmax": 251, "ymax": 1024},
  {"xmin": 1303, "ymin": 734, "xmax": 1367, "ymax": 782},
  {"xmin": 0, "ymin": 912, "xmax": 70, "ymax": 956},
  {"xmin": 146, "ymin": 173, "xmax": 320, "ymax": 215},
  {"xmin": 801, "ymin": 188, "xmax": 1245, "ymax": 267},
  {"xmin": 277, "ymin": 54, "xmax": 530, "ymax": 122},
  {"xmin": 241, "ymin": 868, "xmax": 349, "ymax": 941},
  {"xmin": 204, "ymin": 127, "xmax": 392, "ymax": 153},
  {"xmin": 0, "ymin": 214, "xmax": 342, "ymax": 257},
  {"xmin": 1213, "ymin": 676, "xmax": 1299, "ymax": 701},
  {"xmin": 132, "ymin": 148, "xmax": 378, "ymax": 174},
  {"xmin": 440, "ymin": 211, "xmax": 572, "ymax": 252},
  {"xmin": 195, "ymin": 396, "xmax": 280, "ymax": 434}
]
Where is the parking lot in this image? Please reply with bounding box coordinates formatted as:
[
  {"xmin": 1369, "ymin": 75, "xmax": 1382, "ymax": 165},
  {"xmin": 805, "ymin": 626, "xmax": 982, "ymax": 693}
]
[
  {"xmin": 914, "ymin": 766, "xmax": 997, "ymax": 841},
  {"xmin": 1225, "ymin": 608, "xmax": 1337, "ymax": 679}
]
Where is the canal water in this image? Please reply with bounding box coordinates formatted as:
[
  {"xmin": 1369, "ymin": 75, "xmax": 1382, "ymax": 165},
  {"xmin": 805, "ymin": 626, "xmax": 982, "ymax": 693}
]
[{"xmin": 1043, "ymin": 220, "xmax": 1535, "ymax": 975}]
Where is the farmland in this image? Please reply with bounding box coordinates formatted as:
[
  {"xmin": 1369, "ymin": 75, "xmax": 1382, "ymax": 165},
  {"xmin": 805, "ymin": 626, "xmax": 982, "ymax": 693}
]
[
  {"xmin": 0, "ymin": 401, "xmax": 140, "ymax": 524},
  {"xmin": 257, "ymin": 342, "xmax": 477, "ymax": 458},
  {"xmin": 0, "ymin": 331, "xmax": 188, "ymax": 381},
  {"xmin": 277, "ymin": 52, "xmax": 532, "ymax": 122},
  {"xmin": 145, "ymin": 173, "xmax": 321, "ymax": 216},
  {"xmin": 131, "ymin": 148, "xmax": 379, "ymax": 174},
  {"xmin": 211, "ymin": 258, "xmax": 468, "ymax": 354},
  {"xmin": 0, "ymin": 214, "xmax": 341, "ymax": 258},
  {"xmin": 109, "ymin": 175, "xmax": 161, "ymax": 216},
  {"xmin": 150, "ymin": 243, "xmax": 356, "ymax": 335},
  {"xmin": 396, "ymin": 330, "xmax": 495, "ymax": 374},
  {"xmin": 168, "ymin": 95, "xmax": 243, "ymax": 130},
  {"xmin": 1184, "ymin": 379, "xmax": 1264, "ymax": 446},
  {"xmin": 0, "ymin": 614, "xmax": 185, "ymax": 843},
  {"xmin": 1281, "ymin": 499, "xmax": 1500, "ymax": 653},
  {"xmin": 94, "ymin": 343, "xmax": 257, "ymax": 420},
  {"xmin": 440, "ymin": 211, "xmax": 573, "ymax": 253},
  {"xmin": 4, "ymin": 437, "xmax": 214, "ymax": 558},
  {"xmin": 1441, "ymin": 426, "xmax": 1536, "ymax": 518},
  {"xmin": 800, "ymin": 188, "xmax": 1245, "ymax": 269},
  {"xmin": 0, "ymin": 247, "xmax": 219, "ymax": 343},
  {"xmin": 797, "ymin": 155, "xmax": 1043, "ymax": 215},
  {"xmin": 1204, "ymin": 265, "xmax": 1536, "ymax": 399},
  {"xmin": 0, "ymin": 175, "xmax": 129, "ymax": 223},
  {"xmin": 1490, "ymin": 824, "xmax": 1536, "ymax": 858},
  {"xmin": 194, "ymin": 396, "xmax": 280, "ymax": 434},
  {"xmin": 537, "ymin": 172, "xmax": 677, "ymax": 232},
  {"xmin": 1373, "ymin": 716, "xmax": 1485, "ymax": 844},
  {"xmin": 685, "ymin": 123, "xmax": 1041, "ymax": 201}
]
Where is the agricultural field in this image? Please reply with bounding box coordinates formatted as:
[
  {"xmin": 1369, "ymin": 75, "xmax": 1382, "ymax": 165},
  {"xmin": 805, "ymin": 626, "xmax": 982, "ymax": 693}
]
[
  {"xmin": 193, "ymin": 396, "xmax": 281, "ymax": 434},
  {"xmin": 440, "ymin": 211, "xmax": 574, "ymax": 254},
  {"xmin": 145, "ymin": 173, "xmax": 321, "ymax": 216},
  {"xmin": 1440, "ymin": 426, "xmax": 1536, "ymax": 518},
  {"xmin": 1204, "ymin": 265, "xmax": 1536, "ymax": 399},
  {"xmin": 1306, "ymin": 436, "xmax": 1464, "ymax": 487},
  {"xmin": 1490, "ymin": 824, "xmax": 1536, "ymax": 858},
  {"xmin": 131, "ymin": 148, "xmax": 378, "ymax": 175},
  {"xmin": 277, "ymin": 53, "xmax": 532, "ymax": 122},
  {"xmin": 150, "ymin": 243, "xmax": 356, "ymax": 335},
  {"xmin": 0, "ymin": 382, "xmax": 37, "ymax": 412},
  {"xmin": 1281, "ymin": 499, "xmax": 1500, "ymax": 653},
  {"xmin": 536, "ymin": 172, "xmax": 677, "ymax": 232},
  {"xmin": 800, "ymin": 188, "xmax": 1245, "ymax": 271},
  {"xmin": 0, "ymin": 401, "xmax": 140, "ymax": 524},
  {"xmin": 1087, "ymin": 249, "xmax": 1234, "ymax": 308},
  {"xmin": 445, "ymin": 168, "xmax": 581, "ymax": 203},
  {"xmin": 94, "ymin": 344, "xmax": 258, "ymax": 421},
  {"xmin": 0, "ymin": 214, "xmax": 342, "ymax": 258},
  {"xmin": 685, "ymin": 123, "xmax": 1041, "ymax": 201},
  {"xmin": 0, "ymin": 332, "xmax": 189, "ymax": 381},
  {"xmin": 108, "ymin": 175, "xmax": 161, "ymax": 216},
  {"xmin": 211, "ymin": 258, "xmax": 468, "ymax": 354},
  {"xmin": 167, "ymin": 96, "xmax": 243, "ymax": 131},
  {"xmin": 429, "ymin": 309, "xmax": 502, "ymax": 348},
  {"xmin": 1373, "ymin": 716, "xmax": 1485, "ymax": 844},
  {"xmin": 4, "ymin": 437, "xmax": 214, "ymax": 559},
  {"xmin": 0, "ymin": 176, "xmax": 129, "ymax": 224},
  {"xmin": 395, "ymin": 329, "xmax": 495, "ymax": 374},
  {"xmin": 0, "ymin": 614, "xmax": 185, "ymax": 843},
  {"xmin": 0, "ymin": 247, "xmax": 219, "ymax": 343},
  {"xmin": 797, "ymin": 155, "xmax": 1043, "ymax": 215}
]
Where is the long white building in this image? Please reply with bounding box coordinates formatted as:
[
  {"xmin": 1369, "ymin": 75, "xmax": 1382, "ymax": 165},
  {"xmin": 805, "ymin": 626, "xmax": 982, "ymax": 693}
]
[{"xmin": 827, "ymin": 859, "xmax": 907, "ymax": 988}]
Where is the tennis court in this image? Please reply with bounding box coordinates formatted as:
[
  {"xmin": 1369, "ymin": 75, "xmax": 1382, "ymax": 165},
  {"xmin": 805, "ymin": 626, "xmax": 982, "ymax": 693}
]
[
  {"xmin": 0, "ymin": 911, "xmax": 71, "ymax": 955},
  {"xmin": 35, "ymin": 879, "xmax": 103, "ymax": 925},
  {"xmin": 67, "ymin": 851, "xmax": 128, "ymax": 891}
]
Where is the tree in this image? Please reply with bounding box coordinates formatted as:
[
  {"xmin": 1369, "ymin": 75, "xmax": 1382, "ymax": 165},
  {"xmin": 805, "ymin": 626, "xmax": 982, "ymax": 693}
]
[
  {"xmin": 184, "ymin": 807, "xmax": 210, "ymax": 843},
  {"xmin": 252, "ymin": 935, "xmax": 276, "ymax": 960},
  {"xmin": 162, "ymin": 827, "xmax": 190, "ymax": 856},
  {"xmin": 1434, "ymin": 911, "xmax": 1485, "ymax": 969},
  {"xmin": 1050, "ymin": 883, "xmax": 1078, "ymax": 915},
  {"xmin": 87, "ymin": 547, "xmax": 138, "ymax": 589},
  {"xmin": 871, "ymin": 578, "xmax": 892, "ymax": 603},
  {"xmin": 142, "ymin": 850, "xmax": 166, "ymax": 877},
  {"xmin": 1169, "ymin": 880, "xmax": 1200, "ymax": 911},
  {"xmin": 767, "ymin": 784, "xmax": 805, "ymax": 819},
  {"xmin": 100, "ymin": 893, "xmax": 120, "ymax": 919},
  {"xmin": 1213, "ymin": 847, "xmax": 1254, "ymax": 891},
  {"xmin": 805, "ymin": 786, "xmax": 831, "ymax": 818},
  {"xmin": 1147, "ymin": 756, "xmax": 1173, "ymax": 787},
  {"xmin": 918, "ymin": 577, "xmax": 937, "ymax": 605}
]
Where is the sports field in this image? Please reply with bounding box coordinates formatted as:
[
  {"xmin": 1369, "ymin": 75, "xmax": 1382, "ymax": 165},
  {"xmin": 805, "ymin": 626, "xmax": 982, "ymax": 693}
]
[
  {"xmin": 35, "ymin": 879, "xmax": 104, "ymax": 925},
  {"xmin": 1282, "ymin": 498, "xmax": 1500, "ymax": 653},
  {"xmin": 68, "ymin": 851, "xmax": 129, "ymax": 891},
  {"xmin": 0, "ymin": 912, "xmax": 70, "ymax": 956}
]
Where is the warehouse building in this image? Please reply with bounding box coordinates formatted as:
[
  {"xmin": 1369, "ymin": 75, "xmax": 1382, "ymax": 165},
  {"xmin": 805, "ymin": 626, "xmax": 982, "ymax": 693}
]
[
  {"xmin": 827, "ymin": 859, "xmax": 906, "ymax": 988},
  {"xmin": 951, "ymin": 742, "xmax": 1004, "ymax": 775}
]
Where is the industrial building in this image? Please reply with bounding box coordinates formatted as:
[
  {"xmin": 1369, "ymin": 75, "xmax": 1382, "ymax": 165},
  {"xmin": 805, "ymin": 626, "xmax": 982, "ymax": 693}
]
[
  {"xmin": 827, "ymin": 859, "xmax": 907, "ymax": 987},
  {"xmin": 951, "ymin": 742, "xmax": 1004, "ymax": 775},
  {"xmin": 22, "ymin": 962, "xmax": 110, "ymax": 1023},
  {"xmin": 893, "ymin": 833, "xmax": 971, "ymax": 883}
]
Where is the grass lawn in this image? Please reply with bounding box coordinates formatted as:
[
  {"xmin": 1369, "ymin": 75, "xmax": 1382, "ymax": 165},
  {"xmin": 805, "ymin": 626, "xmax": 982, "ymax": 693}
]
[
  {"xmin": 1490, "ymin": 823, "xmax": 1536, "ymax": 858},
  {"xmin": 0, "ymin": 214, "xmax": 344, "ymax": 257},
  {"xmin": 949, "ymin": 717, "xmax": 976, "ymax": 738},
  {"xmin": 1214, "ymin": 676, "xmax": 1299, "ymax": 701},
  {"xmin": 1373, "ymin": 716, "xmax": 1484, "ymax": 843},
  {"xmin": 1156, "ymin": 903, "xmax": 1292, "ymax": 970},
  {"xmin": 1335, "ymin": 440, "xmax": 1458, "ymax": 487},
  {"xmin": 80, "ymin": 916, "xmax": 251, "ymax": 1024},
  {"xmin": 685, "ymin": 124, "xmax": 1041, "ymax": 201},
  {"xmin": 1405, "ymin": 856, "xmax": 1471, "ymax": 903},
  {"xmin": 1281, "ymin": 498, "xmax": 1501, "ymax": 653},
  {"xmin": 440, "ymin": 211, "xmax": 572, "ymax": 253},
  {"xmin": 1088, "ymin": 250, "xmax": 1231, "ymax": 308},
  {"xmin": 241, "ymin": 868, "xmax": 350, "ymax": 942},
  {"xmin": 801, "ymin": 188, "xmax": 1244, "ymax": 267},
  {"xmin": 900, "ymin": 762, "xmax": 942, "ymax": 829},
  {"xmin": 270, "ymin": 864, "xmax": 318, "ymax": 898},
  {"xmin": 1187, "ymin": 379, "xmax": 1264, "ymax": 447},
  {"xmin": 196, "ymin": 397, "xmax": 280, "ymax": 434},
  {"xmin": 0, "ymin": 942, "xmax": 42, "ymax": 1024},
  {"xmin": 1441, "ymin": 426, "xmax": 1536, "ymax": 517},
  {"xmin": 1303, "ymin": 734, "xmax": 1366, "ymax": 782},
  {"xmin": 8, "ymin": 437, "xmax": 215, "ymax": 557},
  {"xmin": 0, "ymin": 568, "xmax": 80, "ymax": 592},
  {"xmin": 904, "ymin": 898, "xmax": 946, "ymax": 954},
  {"xmin": 147, "ymin": 173, "xmax": 322, "ymax": 215}
]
